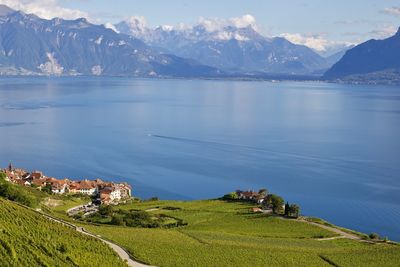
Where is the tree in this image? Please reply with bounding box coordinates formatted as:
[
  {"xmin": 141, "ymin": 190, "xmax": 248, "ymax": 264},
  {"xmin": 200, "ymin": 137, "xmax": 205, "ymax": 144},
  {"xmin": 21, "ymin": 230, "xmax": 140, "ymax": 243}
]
[
  {"xmin": 267, "ymin": 194, "xmax": 284, "ymax": 214},
  {"xmin": 284, "ymin": 202, "xmax": 290, "ymax": 216},
  {"xmin": 222, "ymin": 192, "xmax": 238, "ymax": 200},
  {"xmin": 98, "ymin": 205, "xmax": 114, "ymax": 216},
  {"xmin": 41, "ymin": 184, "xmax": 52, "ymax": 194},
  {"xmin": 111, "ymin": 214, "xmax": 125, "ymax": 226},
  {"xmin": 0, "ymin": 172, "xmax": 6, "ymax": 180},
  {"xmin": 289, "ymin": 204, "xmax": 300, "ymax": 218},
  {"xmin": 129, "ymin": 210, "xmax": 151, "ymax": 221},
  {"xmin": 258, "ymin": 188, "xmax": 268, "ymax": 196},
  {"xmin": 369, "ymin": 233, "xmax": 380, "ymax": 240}
]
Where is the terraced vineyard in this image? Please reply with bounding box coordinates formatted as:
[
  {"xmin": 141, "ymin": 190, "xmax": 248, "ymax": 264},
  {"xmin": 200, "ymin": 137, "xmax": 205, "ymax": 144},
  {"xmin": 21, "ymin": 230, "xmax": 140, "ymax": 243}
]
[
  {"xmin": 81, "ymin": 200, "xmax": 400, "ymax": 267},
  {"xmin": 0, "ymin": 198, "xmax": 127, "ymax": 267}
]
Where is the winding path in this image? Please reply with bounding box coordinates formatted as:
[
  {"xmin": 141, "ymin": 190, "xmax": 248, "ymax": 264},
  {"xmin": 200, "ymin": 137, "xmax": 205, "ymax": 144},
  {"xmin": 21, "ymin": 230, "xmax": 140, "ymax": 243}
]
[
  {"xmin": 42, "ymin": 212, "xmax": 153, "ymax": 267},
  {"xmin": 293, "ymin": 218, "xmax": 375, "ymax": 242},
  {"xmin": 17, "ymin": 202, "xmax": 153, "ymax": 267}
]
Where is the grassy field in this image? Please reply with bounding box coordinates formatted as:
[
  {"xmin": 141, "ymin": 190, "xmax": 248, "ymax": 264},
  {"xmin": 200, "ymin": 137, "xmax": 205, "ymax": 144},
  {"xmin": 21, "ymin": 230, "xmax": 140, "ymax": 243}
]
[
  {"xmin": 0, "ymin": 198, "xmax": 127, "ymax": 267},
  {"xmin": 65, "ymin": 199, "xmax": 400, "ymax": 267}
]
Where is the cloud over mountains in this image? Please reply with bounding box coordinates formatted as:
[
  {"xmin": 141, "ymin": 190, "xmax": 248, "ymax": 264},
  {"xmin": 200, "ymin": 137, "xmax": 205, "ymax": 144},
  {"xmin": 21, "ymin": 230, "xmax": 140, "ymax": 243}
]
[{"xmin": 0, "ymin": 0, "xmax": 88, "ymax": 20}]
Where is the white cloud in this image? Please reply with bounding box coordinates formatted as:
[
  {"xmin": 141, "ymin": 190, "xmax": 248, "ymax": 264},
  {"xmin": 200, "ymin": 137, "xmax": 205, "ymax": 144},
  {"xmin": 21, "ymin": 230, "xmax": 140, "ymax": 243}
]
[
  {"xmin": 198, "ymin": 14, "xmax": 258, "ymax": 32},
  {"xmin": 280, "ymin": 33, "xmax": 329, "ymax": 52},
  {"xmin": 369, "ymin": 25, "xmax": 398, "ymax": 39},
  {"xmin": 0, "ymin": 0, "xmax": 88, "ymax": 20},
  {"xmin": 382, "ymin": 6, "xmax": 400, "ymax": 17},
  {"xmin": 230, "ymin": 14, "xmax": 257, "ymax": 29},
  {"xmin": 279, "ymin": 33, "xmax": 353, "ymax": 54}
]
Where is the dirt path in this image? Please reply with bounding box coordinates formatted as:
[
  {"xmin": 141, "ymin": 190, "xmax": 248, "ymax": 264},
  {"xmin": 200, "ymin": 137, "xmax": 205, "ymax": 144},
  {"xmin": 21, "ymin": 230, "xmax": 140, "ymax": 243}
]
[
  {"xmin": 293, "ymin": 218, "xmax": 376, "ymax": 242},
  {"xmin": 16, "ymin": 202, "xmax": 153, "ymax": 267},
  {"xmin": 77, "ymin": 226, "xmax": 152, "ymax": 267},
  {"xmin": 44, "ymin": 213, "xmax": 153, "ymax": 267}
]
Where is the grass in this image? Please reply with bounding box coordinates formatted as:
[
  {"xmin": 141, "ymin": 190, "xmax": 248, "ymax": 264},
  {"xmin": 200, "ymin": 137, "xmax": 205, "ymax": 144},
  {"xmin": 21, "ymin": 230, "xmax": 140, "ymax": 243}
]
[
  {"xmin": 49, "ymin": 199, "xmax": 400, "ymax": 266},
  {"xmin": 0, "ymin": 198, "xmax": 127, "ymax": 267},
  {"xmin": 76, "ymin": 200, "xmax": 397, "ymax": 266}
]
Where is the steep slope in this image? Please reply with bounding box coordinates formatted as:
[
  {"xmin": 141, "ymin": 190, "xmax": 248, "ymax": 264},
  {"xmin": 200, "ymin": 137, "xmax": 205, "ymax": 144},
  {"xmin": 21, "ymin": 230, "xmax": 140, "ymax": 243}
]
[
  {"xmin": 0, "ymin": 5, "xmax": 219, "ymax": 77},
  {"xmin": 116, "ymin": 17, "xmax": 329, "ymax": 75},
  {"xmin": 324, "ymin": 27, "xmax": 400, "ymax": 79},
  {"xmin": 324, "ymin": 45, "xmax": 355, "ymax": 66},
  {"xmin": 0, "ymin": 198, "xmax": 126, "ymax": 266}
]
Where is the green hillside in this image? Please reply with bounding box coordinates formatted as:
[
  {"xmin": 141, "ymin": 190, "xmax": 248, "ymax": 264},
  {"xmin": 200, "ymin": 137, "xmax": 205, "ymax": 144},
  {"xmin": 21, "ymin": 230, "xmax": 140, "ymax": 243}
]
[
  {"xmin": 80, "ymin": 200, "xmax": 400, "ymax": 267},
  {"xmin": 0, "ymin": 198, "xmax": 127, "ymax": 267}
]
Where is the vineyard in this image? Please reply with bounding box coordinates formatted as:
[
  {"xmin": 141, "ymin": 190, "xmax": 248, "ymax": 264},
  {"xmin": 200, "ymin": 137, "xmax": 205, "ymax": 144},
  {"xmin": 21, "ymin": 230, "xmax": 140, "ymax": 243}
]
[
  {"xmin": 82, "ymin": 200, "xmax": 400, "ymax": 267},
  {"xmin": 0, "ymin": 198, "xmax": 127, "ymax": 267}
]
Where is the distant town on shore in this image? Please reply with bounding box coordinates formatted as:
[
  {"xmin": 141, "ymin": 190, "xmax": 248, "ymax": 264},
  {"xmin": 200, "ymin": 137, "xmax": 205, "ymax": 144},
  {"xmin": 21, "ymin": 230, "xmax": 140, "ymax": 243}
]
[{"xmin": 2, "ymin": 162, "xmax": 132, "ymax": 205}]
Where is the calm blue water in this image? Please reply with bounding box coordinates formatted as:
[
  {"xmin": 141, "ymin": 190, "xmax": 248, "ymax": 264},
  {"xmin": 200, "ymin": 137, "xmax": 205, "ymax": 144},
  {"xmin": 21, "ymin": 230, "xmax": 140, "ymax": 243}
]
[{"xmin": 0, "ymin": 77, "xmax": 399, "ymax": 240}]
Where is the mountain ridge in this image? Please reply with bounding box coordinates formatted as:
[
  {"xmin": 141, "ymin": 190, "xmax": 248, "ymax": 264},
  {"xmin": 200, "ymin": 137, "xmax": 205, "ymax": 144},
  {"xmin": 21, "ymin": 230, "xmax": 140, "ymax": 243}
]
[
  {"xmin": 324, "ymin": 27, "xmax": 400, "ymax": 80},
  {"xmin": 0, "ymin": 5, "xmax": 220, "ymax": 77},
  {"xmin": 115, "ymin": 17, "xmax": 331, "ymax": 75}
]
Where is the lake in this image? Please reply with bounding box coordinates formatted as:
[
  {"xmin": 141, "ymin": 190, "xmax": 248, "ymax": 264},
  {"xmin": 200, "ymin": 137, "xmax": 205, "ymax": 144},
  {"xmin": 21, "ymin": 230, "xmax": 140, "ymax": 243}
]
[{"xmin": 0, "ymin": 77, "xmax": 399, "ymax": 240}]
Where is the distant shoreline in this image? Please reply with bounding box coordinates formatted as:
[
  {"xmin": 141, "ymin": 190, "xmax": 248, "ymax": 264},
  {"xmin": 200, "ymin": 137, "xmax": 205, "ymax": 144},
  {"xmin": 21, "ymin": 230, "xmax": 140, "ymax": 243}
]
[{"xmin": 1, "ymin": 74, "xmax": 399, "ymax": 86}]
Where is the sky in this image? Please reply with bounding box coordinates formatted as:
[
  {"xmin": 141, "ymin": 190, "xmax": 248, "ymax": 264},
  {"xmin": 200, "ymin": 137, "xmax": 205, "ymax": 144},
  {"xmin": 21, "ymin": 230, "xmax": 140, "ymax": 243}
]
[{"xmin": 0, "ymin": 0, "xmax": 399, "ymax": 52}]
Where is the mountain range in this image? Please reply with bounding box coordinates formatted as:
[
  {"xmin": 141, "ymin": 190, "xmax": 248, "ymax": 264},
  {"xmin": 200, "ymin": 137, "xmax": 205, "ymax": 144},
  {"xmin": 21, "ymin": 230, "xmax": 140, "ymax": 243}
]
[
  {"xmin": 0, "ymin": 4, "xmax": 398, "ymax": 82},
  {"xmin": 0, "ymin": 5, "xmax": 219, "ymax": 77},
  {"xmin": 115, "ymin": 17, "xmax": 332, "ymax": 75}
]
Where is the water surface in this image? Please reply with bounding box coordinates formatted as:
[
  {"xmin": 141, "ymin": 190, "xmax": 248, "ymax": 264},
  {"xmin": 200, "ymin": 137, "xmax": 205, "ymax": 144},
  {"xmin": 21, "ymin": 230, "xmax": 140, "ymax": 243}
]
[{"xmin": 0, "ymin": 77, "xmax": 399, "ymax": 240}]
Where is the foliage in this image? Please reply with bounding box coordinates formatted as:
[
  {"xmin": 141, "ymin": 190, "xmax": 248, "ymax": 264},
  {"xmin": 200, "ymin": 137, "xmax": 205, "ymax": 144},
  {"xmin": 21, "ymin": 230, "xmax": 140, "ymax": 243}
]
[
  {"xmin": 41, "ymin": 184, "xmax": 53, "ymax": 194},
  {"xmin": 0, "ymin": 177, "xmax": 38, "ymax": 207},
  {"xmin": 369, "ymin": 233, "xmax": 381, "ymax": 240},
  {"xmin": 288, "ymin": 204, "xmax": 300, "ymax": 218},
  {"xmin": 222, "ymin": 192, "xmax": 238, "ymax": 200},
  {"xmin": 258, "ymin": 188, "xmax": 268, "ymax": 196},
  {"xmin": 0, "ymin": 198, "xmax": 127, "ymax": 267},
  {"xmin": 98, "ymin": 204, "xmax": 114, "ymax": 216},
  {"xmin": 266, "ymin": 194, "xmax": 284, "ymax": 214},
  {"xmin": 83, "ymin": 207, "xmax": 187, "ymax": 228},
  {"xmin": 284, "ymin": 202, "xmax": 290, "ymax": 216}
]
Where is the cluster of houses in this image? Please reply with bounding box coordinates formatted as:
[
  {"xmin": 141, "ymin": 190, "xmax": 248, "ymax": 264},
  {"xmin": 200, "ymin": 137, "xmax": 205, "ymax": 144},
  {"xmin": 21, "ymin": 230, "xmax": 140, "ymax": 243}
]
[
  {"xmin": 2, "ymin": 163, "xmax": 132, "ymax": 205},
  {"xmin": 236, "ymin": 189, "xmax": 268, "ymax": 204}
]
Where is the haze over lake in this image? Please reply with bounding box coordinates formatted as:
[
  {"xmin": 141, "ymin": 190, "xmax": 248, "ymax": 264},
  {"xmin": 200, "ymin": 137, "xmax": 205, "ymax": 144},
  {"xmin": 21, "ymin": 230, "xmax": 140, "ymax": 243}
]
[{"xmin": 0, "ymin": 77, "xmax": 399, "ymax": 240}]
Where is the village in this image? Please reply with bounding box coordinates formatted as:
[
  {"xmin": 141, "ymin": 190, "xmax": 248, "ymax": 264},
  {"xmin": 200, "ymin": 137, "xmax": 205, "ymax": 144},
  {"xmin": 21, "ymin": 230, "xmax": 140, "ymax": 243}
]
[{"xmin": 2, "ymin": 163, "xmax": 132, "ymax": 205}]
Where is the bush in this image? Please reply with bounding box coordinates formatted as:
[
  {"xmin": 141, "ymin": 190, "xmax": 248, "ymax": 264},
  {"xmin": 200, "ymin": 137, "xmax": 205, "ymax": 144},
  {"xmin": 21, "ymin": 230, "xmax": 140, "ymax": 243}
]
[
  {"xmin": 222, "ymin": 192, "xmax": 238, "ymax": 200},
  {"xmin": 369, "ymin": 233, "xmax": 380, "ymax": 240},
  {"xmin": 98, "ymin": 205, "xmax": 114, "ymax": 216},
  {"xmin": 111, "ymin": 214, "xmax": 125, "ymax": 226},
  {"xmin": 41, "ymin": 184, "xmax": 53, "ymax": 194},
  {"xmin": 129, "ymin": 210, "xmax": 151, "ymax": 221}
]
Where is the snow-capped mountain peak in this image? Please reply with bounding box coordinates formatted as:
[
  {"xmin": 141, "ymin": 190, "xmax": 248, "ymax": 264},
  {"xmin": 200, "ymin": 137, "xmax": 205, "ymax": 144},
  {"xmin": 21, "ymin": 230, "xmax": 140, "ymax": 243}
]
[{"xmin": 115, "ymin": 15, "xmax": 330, "ymax": 75}]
